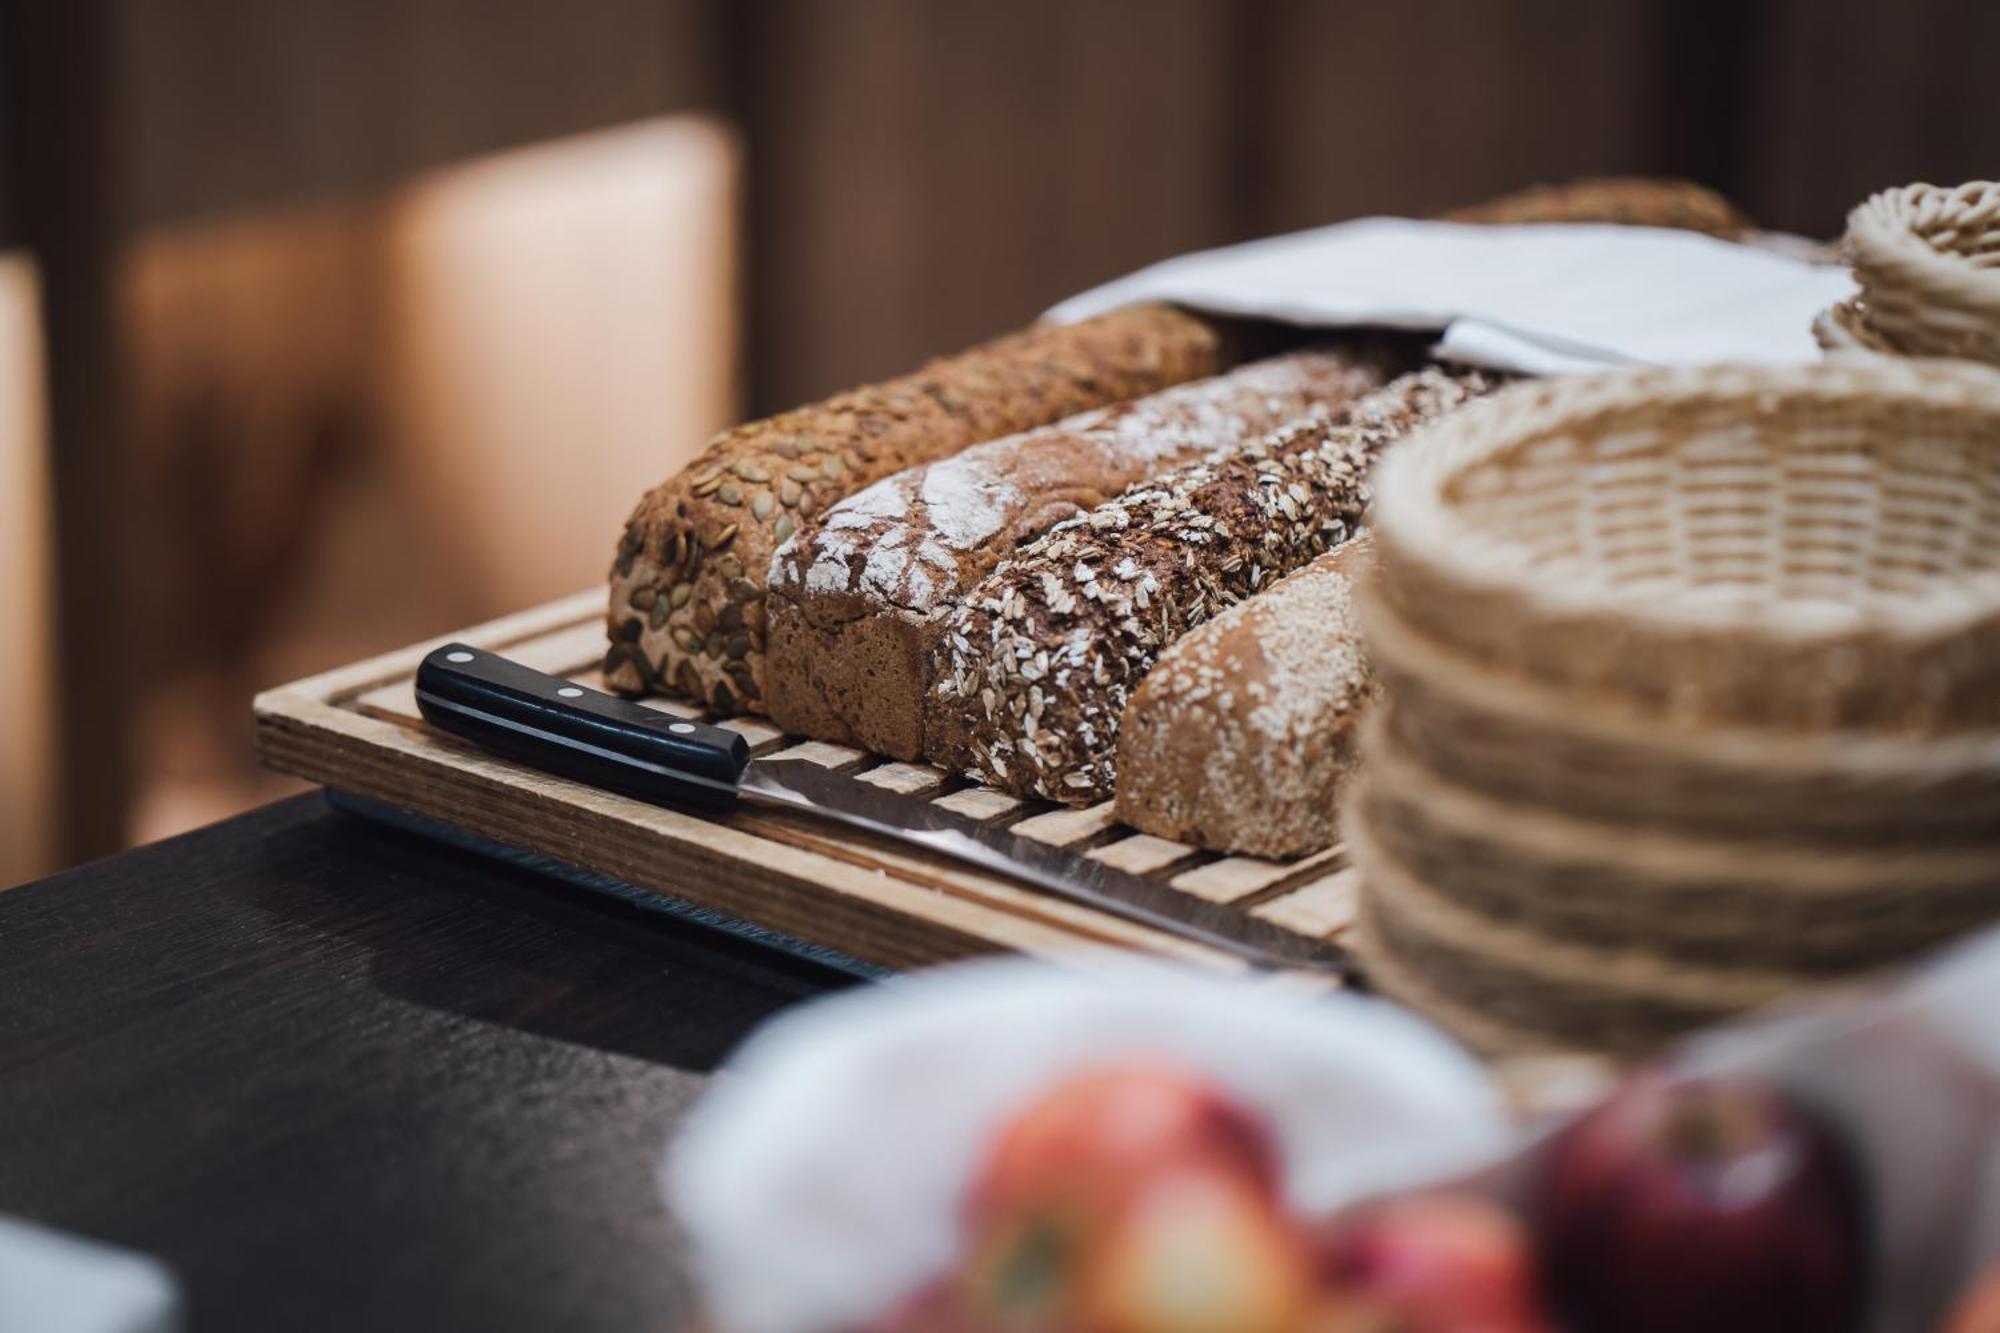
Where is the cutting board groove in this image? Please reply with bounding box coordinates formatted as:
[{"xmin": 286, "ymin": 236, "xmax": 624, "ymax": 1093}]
[{"xmin": 254, "ymin": 589, "xmax": 1355, "ymax": 978}]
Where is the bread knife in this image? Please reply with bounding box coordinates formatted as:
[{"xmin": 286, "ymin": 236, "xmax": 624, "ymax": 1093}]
[{"xmin": 413, "ymin": 643, "xmax": 1348, "ymax": 976}]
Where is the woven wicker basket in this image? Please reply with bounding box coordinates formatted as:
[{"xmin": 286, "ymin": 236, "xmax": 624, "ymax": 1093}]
[
  {"xmin": 1362, "ymin": 587, "xmax": 2000, "ymax": 841},
  {"xmin": 1813, "ymin": 296, "xmax": 1904, "ymax": 357},
  {"xmin": 1355, "ymin": 708, "xmax": 2000, "ymax": 974},
  {"xmin": 1847, "ymin": 181, "xmax": 2000, "ymax": 365},
  {"xmin": 1345, "ymin": 794, "xmax": 1810, "ymax": 1056},
  {"xmin": 1371, "ymin": 360, "xmax": 2000, "ymax": 733}
]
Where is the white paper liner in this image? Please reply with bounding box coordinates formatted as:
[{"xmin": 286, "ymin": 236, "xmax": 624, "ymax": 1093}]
[{"xmin": 1046, "ymin": 219, "xmax": 1856, "ymax": 375}]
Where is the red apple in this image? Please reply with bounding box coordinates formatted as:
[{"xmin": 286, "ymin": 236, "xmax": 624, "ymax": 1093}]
[
  {"xmin": 860, "ymin": 1279, "xmax": 992, "ymax": 1333},
  {"xmin": 1308, "ymin": 1192, "xmax": 1554, "ymax": 1333},
  {"xmin": 957, "ymin": 1066, "xmax": 1289, "ymax": 1332},
  {"xmin": 1944, "ymin": 1264, "xmax": 2000, "ymax": 1333},
  {"xmin": 1076, "ymin": 1165, "xmax": 1312, "ymax": 1333},
  {"xmin": 1534, "ymin": 1073, "xmax": 1869, "ymax": 1333},
  {"xmin": 966, "ymin": 1066, "xmax": 1282, "ymax": 1233},
  {"xmin": 957, "ymin": 1206, "xmax": 1085, "ymax": 1331}
]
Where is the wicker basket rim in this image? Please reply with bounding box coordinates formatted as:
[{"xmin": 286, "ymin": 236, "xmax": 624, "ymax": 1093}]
[
  {"xmin": 1813, "ymin": 297, "xmax": 1903, "ymax": 357},
  {"xmin": 1346, "ymin": 798, "xmax": 1802, "ymax": 1009},
  {"xmin": 1374, "ymin": 359, "xmax": 2000, "ymax": 644},
  {"xmin": 1847, "ymin": 181, "xmax": 2000, "ymax": 316},
  {"xmin": 1360, "ymin": 587, "xmax": 2000, "ymax": 776},
  {"xmin": 1346, "ymin": 914, "xmax": 1568, "ymax": 1057},
  {"xmin": 1361, "ymin": 706, "xmax": 2000, "ymax": 892}
]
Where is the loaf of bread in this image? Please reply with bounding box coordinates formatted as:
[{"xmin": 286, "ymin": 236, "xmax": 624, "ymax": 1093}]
[
  {"xmin": 925, "ymin": 368, "xmax": 1492, "ymax": 804},
  {"xmin": 604, "ymin": 304, "xmax": 1230, "ymax": 712},
  {"xmin": 761, "ymin": 345, "xmax": 1398, "ymax": 759},
  {"xmin": 1114, "ymin": 537, "xmax": 1377, "ymax": 857},
  {"xmin": 1445, "ymin": 177, "xmax": 1751, "ymax": 237}
]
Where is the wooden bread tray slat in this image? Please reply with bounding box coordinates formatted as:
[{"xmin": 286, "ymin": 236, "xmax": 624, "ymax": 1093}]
[{"xmin": 253, "ymin": 589, "xmax": 1357, "ymax": 981}]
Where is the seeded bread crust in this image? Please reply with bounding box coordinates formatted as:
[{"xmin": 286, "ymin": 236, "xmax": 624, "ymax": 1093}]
[
  {"xmin": 761, "ymin": 346, "xmax": 1395, "ymax": 759},
  {"xmin": 604, "ymin": 304, "xmax": 1226, "ymax": 713},
  {"xmin": 925, "ymin": 368, "xmax": 1493, "ymax": 804},
  {"xmin": 1114, "ymin": 537, "xmax": 1378, "ymax": 857},
  {"xmin": 1445, "ymin": 177, "xmax": 1751, "ymax": 237}
]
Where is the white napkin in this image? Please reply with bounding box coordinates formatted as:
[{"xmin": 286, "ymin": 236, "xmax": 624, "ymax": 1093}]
[
  {"xmin": 0, "ymin": 1217, "xmax": 179, "ymax": 1333},
  {"xmin": 1047, "ymin": 218, "xmax": 1856, "ymax": 374}
]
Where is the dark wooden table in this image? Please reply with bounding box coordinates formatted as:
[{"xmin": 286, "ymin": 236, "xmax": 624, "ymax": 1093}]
[{"xmin": 0, "ymin": 793, "xmax": 852, "ymax": 1331}]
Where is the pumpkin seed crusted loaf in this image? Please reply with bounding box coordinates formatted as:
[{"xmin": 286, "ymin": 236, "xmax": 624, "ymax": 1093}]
[
  {"xmin": 924, "ymin": 368, "xmax": 1493, "ymax": 804},
  {"xmin": 1113, "ymin": 537, "xmax": 1377, "ymax": 858},
  {"xmin": 604, "ymin": 303, "xmax": 1228, "ymax": 712},
  {"xmin": 761, "ymin": 344, "xmax": 1398, "ymax": 759}
]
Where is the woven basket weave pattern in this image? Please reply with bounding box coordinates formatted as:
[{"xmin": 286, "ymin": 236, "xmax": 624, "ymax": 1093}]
[
  {"xmin": 1357, "ymin": 712, "xmax": 2000, "ymax": 973},
  {"xmin": 1373, "ymin": 362, "xmax": 2000, "ymax": 732},
  {"xmin": 1813, "ymin": 296, "xmax": 1904, "ymax": 357},
  {"xmin": 1347, "ymin": 812, "xmax": 1789, "ymax": 1056},
  {"xmin": 1847, "ymin": 181, "xmax": 2000, "ymax": 365},
  {"xmin": 1350, "ymin": 360, "xmax": 2000, "ymax": 1054},
  {"xmin": 1364, "ymin": 590, "xmax": 2000, "ymax": 840}
]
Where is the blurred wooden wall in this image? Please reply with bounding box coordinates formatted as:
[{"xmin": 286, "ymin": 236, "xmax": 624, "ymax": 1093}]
[
  {"xmin": 722, "ymin": 0, "xmax": 2000, "ymax": 405},
  {"xmin": 5, "ymin": 0, "xmax": 1998, "ymax": 867}
]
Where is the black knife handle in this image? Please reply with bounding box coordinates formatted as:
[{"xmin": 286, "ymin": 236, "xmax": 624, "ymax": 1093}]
[{"xmin": 413, "ymin": 643, "xmax": 750, "ymax": 809}]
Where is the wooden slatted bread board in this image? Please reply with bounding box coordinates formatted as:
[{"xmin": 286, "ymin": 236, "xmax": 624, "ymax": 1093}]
[{"xmin": 253, "ymin": 589, "xmax": 1362, "ymax": 979}]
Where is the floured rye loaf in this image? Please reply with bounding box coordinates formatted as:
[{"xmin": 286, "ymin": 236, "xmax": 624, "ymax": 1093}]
[
  {"xmin": 605, "ymin": 303, "xmax": 1229, "ymax": 712},
  {"xmin": 1115, "ymin": 537, "xmax": 1377, "ymax": 858},
  {"xmin": 926, "ymin": 368, "xmax": 1492, "ymax": 804},
  {"xmin": 762, "ymin": 345, "xmax": 1396, "ymax": 758}
]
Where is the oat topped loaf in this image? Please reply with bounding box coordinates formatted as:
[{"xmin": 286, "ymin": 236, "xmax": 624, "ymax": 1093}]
[
  {"xmin": 925, "ymin": 367, "xmax": 1493, "ymax": 804},
  {"xmin": 604, "ymin": 303, "xmax": 1230, "ymax": 713},
  {"xmin": 761, "ymin": 343, "xmax": 1399, "ymax": 759},
  {"xmin": 1114, "ymin": 537, "xmax": 1377, "ymax": 858},
  {"xmin": 1445, "ymin": 177, "xmax": 1752, "ymax": 237}
]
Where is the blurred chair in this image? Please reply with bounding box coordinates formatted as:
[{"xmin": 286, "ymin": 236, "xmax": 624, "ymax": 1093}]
[
  {"xmin": 0, "ymin": 256, "xmax": 53, "ymax": 886},
  {"xmin": 383, "ymin": 115, "xmax": 739, "ymax": 610},
  {"xmin": 119, "ymin": 114, "xmax": 739, "ymax": 846}
]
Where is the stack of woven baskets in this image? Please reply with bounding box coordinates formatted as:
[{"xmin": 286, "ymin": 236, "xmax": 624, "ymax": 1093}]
[
  {"xmin": 1817, "ymin": 180, "xmax": 2000, "ymax": 362},
  {"xmin": 1347, "ymin": 358, "xmax": 2000, "ymax": 1057}
]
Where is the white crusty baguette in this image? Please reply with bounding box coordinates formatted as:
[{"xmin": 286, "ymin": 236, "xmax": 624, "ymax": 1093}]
[{"xmin": 1115, "ymin": 537, "xmax": 1376, "ymax": 857}]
